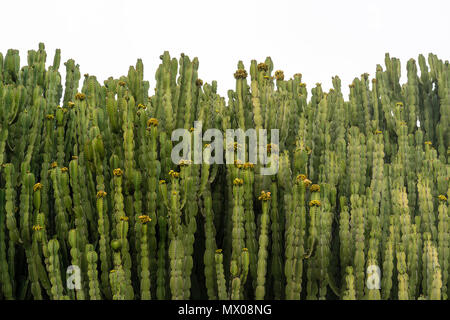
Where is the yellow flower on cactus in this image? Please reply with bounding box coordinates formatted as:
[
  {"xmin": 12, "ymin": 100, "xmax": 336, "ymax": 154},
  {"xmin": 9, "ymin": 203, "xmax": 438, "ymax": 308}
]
[
  {"xmin": 159, "ymin": 180, "xmax": 166, "ymax": 184},
  {"xmin": 309, "ymin": 200, "xmax": 321, "ymax": 207},
  {"xmin": 296, "ymin": 174, "xmax": 307, "ymax": 182},
  {"xmin": 234, "ymin": 69, "xmax": 248, "ymax": 79},
  {"xmin": 243, "ymin": 162, "xmax": 254, "ymax": 169},
  {"xmin": 138, "ymin": 215, "xmax": 151, "ymax": 224},
  {"xmin": 68, "ymin": 101, "xmax": 75, "ymax": 108},
  {"xmin": 118, "ymin": 81, "xmax": 126, "ymax": 87},
  {"xmin": 274, "ymin": 70, "xmax": 284, "ymax": 81},
  {"xmin": 147, "ymin": 118, "xmax": 159, "ymax": 127},
  {"xmin": 424, "ymin": 141, "xmax": 432, "ymax": 145},
  {"xmin": 234, "ymin": 160, "xmax": 243, "ymax": 168},
  {"xmin": 257, "ymin": 63, "xmax": 268, "ymax": 72},
  {"xmin": 216, "ymin": 249, "xmax": 223, "ymax": 254},
  {"xmin": 169, "ymin": 170, "xmax": 180, "ymax": 178},
  {"xmin": 46, "ymin": 114, "xmax": 54, "ymax": 120},
  {"xmin": 51, "ymin": 162, "xmax": 58, "ymax": 168},
  {"xmin": 113, "ymin": 168, "xmax": 123, "ymax": 176},
  {"xmin": 137, "ymin": 103, "xmax": 146, "ymax": 109},
  {"xmin": 179, "ymin": 159, "xmax": 192, "ymax": 166},
  {"xmin": 32, "ymin": 225, "xmax": 43, "ymax": 231},
  {"xmin": 96, "ymin": 190, "xmax": 107, "ymax": 198},
  {"xmin": 233, "ymin": 178, "xmax": 244, "ymax": 186},
  {"xmin": 375, "ymin": 130, "xmax": 382, "ymax": 135},
  {"xmin": 61, "ymin": 167, "xmax": 68, "ymax": 173},
  {"xmin": 33, "ymin": 183, "xmax": 43, "ymax": 192},
  {"xmin": 438, "ymin": 195, "xmax": 447, "ymax": 201},
  {"xmin": 75, "ymin": 92, "xmax": 86, "ymax": 100},
  {"xmin": 310, "ymin": 184, "xmax": 320, "ymax": 192},
  {"xmin": 258, "ymin": 190, "xmax": 271, "ymax": 201},
  {"xmin": 120, "ymin": 216, "xmax": 129, "ymax": 222}
]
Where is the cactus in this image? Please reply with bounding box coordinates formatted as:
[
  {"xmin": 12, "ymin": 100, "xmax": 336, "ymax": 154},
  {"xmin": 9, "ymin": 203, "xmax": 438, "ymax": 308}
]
[
  {"xmin": 255, "ymin": 190, "xmax": 271, "ymax": 300},
  {"xmin": 0, "ymin": 44, "xmax": 448, "ymax": 301}
]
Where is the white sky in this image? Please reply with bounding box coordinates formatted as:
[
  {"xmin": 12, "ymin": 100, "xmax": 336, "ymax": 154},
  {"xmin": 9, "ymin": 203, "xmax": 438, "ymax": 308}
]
[{"xmin": 1, "ymin": 0, "xmax": 449, "ymax": 98}]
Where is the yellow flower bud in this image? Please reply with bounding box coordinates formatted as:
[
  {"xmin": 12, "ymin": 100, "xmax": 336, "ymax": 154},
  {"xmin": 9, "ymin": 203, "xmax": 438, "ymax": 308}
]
[
  {"xmin": 234, "ymin": 69, "xmax": 248, "ymax": 79},
  {"xmin": 96, "ymin": 190, "xmax": 107, "ymax": 198},
  {"xmin": 258, "ymin": 190, "xmax": 271, "ymax": 201},
  {"xmin": 75, "ymin": 92, "xmax": 86, "ymax": 100},
  {"xmin": 138, "ymin": 215, "xmax": 152, "ymax": 224},
  {"xmin": 257, "ymin": 63, "xmax": 268, "ymax": 72},
  {"xmin": 147, "ymin": 118, "xmax": 159, "ymax": 127},
  {"xmin": 309, "ymin": 200, "xmax": 321, "ymax": 207},
  {"xmin": 113, "ymin": 168, "xmax": 123, "ymax": 176}
]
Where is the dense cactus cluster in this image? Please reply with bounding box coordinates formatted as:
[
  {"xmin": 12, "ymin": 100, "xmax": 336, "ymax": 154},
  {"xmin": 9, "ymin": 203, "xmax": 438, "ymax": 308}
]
[{"xmin": 0, "ymin": 43, "xmax": 448, "ymax": 300}]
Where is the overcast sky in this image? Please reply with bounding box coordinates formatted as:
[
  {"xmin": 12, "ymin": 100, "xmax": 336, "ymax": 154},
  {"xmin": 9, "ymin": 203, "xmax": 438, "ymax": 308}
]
[{"xmin": 1, "ymin": 0, "xmax": 449, "ymax": 98}]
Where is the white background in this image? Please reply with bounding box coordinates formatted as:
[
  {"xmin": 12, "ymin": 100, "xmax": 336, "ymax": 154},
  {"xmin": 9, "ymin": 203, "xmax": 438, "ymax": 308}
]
[{"xmin": 1, "ymin": 0, "xmax": 449, "ymax": 98}]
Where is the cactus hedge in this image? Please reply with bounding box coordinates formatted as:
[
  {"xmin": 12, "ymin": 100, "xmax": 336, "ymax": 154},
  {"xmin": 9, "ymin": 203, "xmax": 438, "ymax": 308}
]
[{"xmin": 0, "ymin": 43, "xmax": 448, "ymax": 300}]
